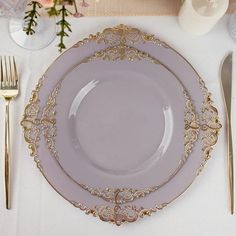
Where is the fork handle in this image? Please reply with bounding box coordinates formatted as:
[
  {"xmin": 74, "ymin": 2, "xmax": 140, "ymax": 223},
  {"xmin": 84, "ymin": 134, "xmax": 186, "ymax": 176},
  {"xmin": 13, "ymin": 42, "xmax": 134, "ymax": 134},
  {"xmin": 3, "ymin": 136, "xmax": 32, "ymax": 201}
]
[{"xmin": 4, "ymin": 100, "xmax": 11, "ymax": 209}]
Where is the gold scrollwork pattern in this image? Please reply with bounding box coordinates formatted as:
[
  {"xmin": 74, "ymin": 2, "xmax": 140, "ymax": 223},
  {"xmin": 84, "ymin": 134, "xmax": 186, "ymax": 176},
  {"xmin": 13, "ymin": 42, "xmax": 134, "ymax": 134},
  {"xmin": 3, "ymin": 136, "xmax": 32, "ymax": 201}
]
[
  {"xmin": 84, "ymin": 44, "xmax": 158, "ymax": 63},
  {"xmin": 79, "ymin": 186, "xmax": 159, "ymax": 205},
  {"xmin": 73, "ymin": 24, "xmax": 168, "ymax": 48},
  {"xmin": 183, "ymin": 90, "xmax": 200, "ymax": 163},
  {"xmin": 197, "ymin": 78, "xmax": 222, "ymax": 175},
  {"xmin": 21, "ymin": 76, "xmax": 46, "ymax": 156},
  {"xmin": 40, "ymin": 82, "xmax": 61, "ymax": 159},
  {"xmin": 71, "ymin": 200, "xmax": 167, "ymax": 226}
]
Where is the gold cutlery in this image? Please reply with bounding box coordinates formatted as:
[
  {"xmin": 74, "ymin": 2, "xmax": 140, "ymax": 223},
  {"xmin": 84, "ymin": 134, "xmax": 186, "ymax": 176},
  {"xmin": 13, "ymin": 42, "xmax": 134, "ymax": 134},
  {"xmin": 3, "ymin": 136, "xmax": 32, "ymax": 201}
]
[
  {"xmin": 0, "ymin": 56, "xmax": 19, "ymax": 209},
  {"xmin": 220, "ymin": 52, "xmax": 234, "ymax": 214}
]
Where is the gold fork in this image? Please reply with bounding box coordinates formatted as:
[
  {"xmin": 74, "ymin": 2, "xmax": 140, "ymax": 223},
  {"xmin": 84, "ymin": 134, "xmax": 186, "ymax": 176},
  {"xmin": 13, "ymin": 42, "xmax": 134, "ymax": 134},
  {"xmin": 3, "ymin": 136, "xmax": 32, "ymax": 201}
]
[{"xmin": 0, "ymin": 56, "xmax": 19, "ymax": 209}]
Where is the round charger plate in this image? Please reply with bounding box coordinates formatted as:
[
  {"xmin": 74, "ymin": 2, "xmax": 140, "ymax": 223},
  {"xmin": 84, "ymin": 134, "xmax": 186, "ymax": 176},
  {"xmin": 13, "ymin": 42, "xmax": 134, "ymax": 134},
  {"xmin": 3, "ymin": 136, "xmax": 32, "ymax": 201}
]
[{"xmin": 21, "ymin": 25, "xmax": 221, "ymax": 226}]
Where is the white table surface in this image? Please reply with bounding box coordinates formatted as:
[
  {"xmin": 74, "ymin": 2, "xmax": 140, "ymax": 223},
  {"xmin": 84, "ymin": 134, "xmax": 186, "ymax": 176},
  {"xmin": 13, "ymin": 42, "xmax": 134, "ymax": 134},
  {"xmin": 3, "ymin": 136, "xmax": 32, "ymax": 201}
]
[{"xmin": 0, "ymin": 15, "xmax": 235, "ymax": 236}]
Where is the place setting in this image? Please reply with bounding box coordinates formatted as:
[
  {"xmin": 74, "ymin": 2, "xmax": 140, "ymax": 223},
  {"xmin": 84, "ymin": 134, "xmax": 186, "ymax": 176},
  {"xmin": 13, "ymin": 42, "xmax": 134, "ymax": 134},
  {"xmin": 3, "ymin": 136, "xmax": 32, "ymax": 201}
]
[{"xmin": 0, "ymin": 0, "xmax": 235, "ymax": 229}]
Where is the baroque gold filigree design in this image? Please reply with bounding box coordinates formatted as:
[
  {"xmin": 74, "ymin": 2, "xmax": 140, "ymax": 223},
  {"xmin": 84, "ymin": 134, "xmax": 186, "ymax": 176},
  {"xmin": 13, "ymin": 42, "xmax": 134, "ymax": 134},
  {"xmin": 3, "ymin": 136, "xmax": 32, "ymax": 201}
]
[
  {"xmin": 183, "ymin": 90, "xmax": 200, "ymax": 163},
  {"xmin": 21, "ymin": 25, "xmax": 221, "ymax": 226},
  {"xmin": 79, "ymin": 186, "xmax": 159, "ymax": 205},
  {"xmin": 83, "ymin": 44, "xmax": 157, "ymax": 63},
  {"xmin": 21, "ymin": 76, "xmax": 46, "ymax": 156},
  {"xmin": 197, "ymin": 78, "xmax": 222, "ymax": 175},
  {"xmin": 40, "ymin": 82, "xmax": 61, "ymax": 158},
  {"xmin": 73, "ymin": 24, "xmax": 168, "ymax": 48},
  {"xmin": 40, "ymin": 45, "xmax": 200, "ymax": 206},
  {"xmin": 71, "ymin": 200, "xmax": 167, "ymax": 226}
]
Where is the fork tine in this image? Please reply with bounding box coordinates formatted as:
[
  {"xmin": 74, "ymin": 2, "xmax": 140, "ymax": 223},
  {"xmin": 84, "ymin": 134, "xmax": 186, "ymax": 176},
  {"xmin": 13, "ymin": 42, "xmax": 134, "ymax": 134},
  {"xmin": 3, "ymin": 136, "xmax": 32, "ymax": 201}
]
[
  {"xmin": 8, "ymin": 56, "xmax": 13, "ymax": 87},
  {"xmin": 4, "ymin": 56, "xmax": 8, "ymax": 87},
  {"xmin": 13, "ymin": 56, "xmax": 18, "ymax": 87},
  {"xmin": 0, "ymin": 56, "xmax": 19, "ymax": 88}
]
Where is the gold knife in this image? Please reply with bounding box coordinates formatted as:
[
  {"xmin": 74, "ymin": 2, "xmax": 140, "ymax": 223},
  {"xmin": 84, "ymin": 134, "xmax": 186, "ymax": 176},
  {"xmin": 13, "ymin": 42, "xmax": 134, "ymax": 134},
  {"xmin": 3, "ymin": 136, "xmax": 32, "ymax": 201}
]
[{"xmin": 220, "ymin": 52, "xmax": 234, "ymax": 214}]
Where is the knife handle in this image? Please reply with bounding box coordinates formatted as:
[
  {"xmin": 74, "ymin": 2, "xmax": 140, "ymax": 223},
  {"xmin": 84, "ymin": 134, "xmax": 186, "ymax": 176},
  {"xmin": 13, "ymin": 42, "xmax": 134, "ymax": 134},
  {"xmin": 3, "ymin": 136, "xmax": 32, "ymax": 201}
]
[{"xmin": 228, "ymin": 120, "xmax": 234, "ymax": 214}]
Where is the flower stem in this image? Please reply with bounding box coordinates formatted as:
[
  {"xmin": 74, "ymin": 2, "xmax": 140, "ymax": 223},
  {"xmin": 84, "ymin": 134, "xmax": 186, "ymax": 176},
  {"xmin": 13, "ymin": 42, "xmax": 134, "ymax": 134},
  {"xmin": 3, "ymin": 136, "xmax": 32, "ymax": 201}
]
[
  {"xmin": 23, "ymin": 1, "xmax": 42, "ymax": 35},
  {"xmin": 56, "ymin": 4, "xmax": 72, "ymax": 52},
  {"xmin": 73, "ymin": 0, "xmax": 78, "ymax": 13}
]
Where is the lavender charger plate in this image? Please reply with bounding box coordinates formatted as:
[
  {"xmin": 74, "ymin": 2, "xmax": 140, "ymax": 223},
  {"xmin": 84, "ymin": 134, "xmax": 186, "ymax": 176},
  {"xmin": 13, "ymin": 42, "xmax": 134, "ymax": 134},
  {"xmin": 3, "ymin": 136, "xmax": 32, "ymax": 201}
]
[{"xmin": 21, "ymin": 25, "xmax": 221, "ymax": 226}]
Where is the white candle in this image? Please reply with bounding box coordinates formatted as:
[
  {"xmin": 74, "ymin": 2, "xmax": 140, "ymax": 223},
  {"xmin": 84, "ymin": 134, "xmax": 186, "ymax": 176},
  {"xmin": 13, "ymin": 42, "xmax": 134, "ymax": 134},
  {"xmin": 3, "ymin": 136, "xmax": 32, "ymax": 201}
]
[{"xmin": 178, "ymin": 0, "xmax": 229, "ymax": 35}]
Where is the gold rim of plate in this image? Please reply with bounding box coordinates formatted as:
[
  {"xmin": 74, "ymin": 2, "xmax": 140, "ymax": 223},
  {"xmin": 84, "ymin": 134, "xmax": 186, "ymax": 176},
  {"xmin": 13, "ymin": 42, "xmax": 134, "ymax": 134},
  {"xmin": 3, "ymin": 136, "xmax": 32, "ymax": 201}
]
[{"xmin": 21, "ymin": 24, "xmax": 222, "ymax": 226}]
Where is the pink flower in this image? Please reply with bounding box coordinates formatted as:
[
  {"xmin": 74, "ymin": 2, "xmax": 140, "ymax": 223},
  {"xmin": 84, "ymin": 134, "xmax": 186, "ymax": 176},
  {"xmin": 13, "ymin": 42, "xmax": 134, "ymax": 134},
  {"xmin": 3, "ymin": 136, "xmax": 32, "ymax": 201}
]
[
  {"xmin": 73, "ymin": 12, "xmax": 84, "ymax": 17},
  {"xmin": 36, "ymin": 0, "xmax": 54, "ymax": 8}
]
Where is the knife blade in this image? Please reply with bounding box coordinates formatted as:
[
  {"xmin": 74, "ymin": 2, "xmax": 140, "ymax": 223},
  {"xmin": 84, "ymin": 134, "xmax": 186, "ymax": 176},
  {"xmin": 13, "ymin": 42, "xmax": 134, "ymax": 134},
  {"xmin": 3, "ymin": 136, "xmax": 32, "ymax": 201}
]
[{"xmin": 220, "ymin": 52, "xmax": 234, "ymax": 214}]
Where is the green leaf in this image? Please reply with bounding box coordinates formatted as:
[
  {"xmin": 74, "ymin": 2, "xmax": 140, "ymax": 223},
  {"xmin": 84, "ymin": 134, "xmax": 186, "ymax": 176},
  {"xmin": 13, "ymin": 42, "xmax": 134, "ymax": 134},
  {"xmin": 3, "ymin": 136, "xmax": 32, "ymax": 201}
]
[{"xmin": 47, "ymin": 7, "xmax": 59, "ymax": 16}]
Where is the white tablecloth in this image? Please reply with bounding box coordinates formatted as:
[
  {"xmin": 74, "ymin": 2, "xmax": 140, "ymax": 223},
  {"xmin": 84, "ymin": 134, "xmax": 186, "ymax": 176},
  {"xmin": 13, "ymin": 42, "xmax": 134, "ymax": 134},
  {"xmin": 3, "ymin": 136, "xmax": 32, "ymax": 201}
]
[{"xmin": 0, "ymin": 16, "xmax": 235, "ymax": 236}]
